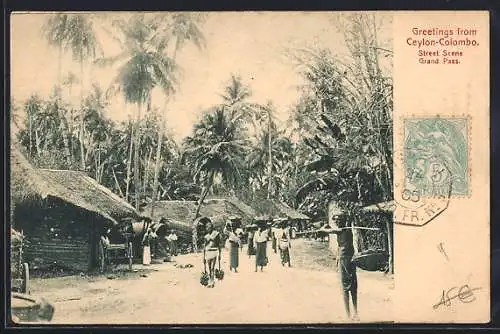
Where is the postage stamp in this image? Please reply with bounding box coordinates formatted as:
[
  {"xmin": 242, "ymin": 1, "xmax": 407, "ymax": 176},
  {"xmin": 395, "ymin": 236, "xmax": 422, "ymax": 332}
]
[
  {"xmin": 403, "ymin": 117, "xmax": 470, "ymax": 197},
  {"xmin": 385, "ymin": 116, "xmax": 471, "ymax": 227}
]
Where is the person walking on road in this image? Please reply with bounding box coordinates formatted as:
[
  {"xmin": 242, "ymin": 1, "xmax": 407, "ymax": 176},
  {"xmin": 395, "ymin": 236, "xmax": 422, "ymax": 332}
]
[
  {"xmin": 253, "ymin": 222, "xmax": 269, "ymax": 272},
  {"xmin": 228, "ymin": 223, "xmax": 241, "ymax": 272},
  {"xmin": 279, "ymin": 221, "xmax": 292, "ymax": 267},
  {"xmin": 271, "ymin": 225, "xmax": 278, "ymax": 254},
  {"xmin": 142, "ymin": 228, "xmax": 156, "ymax": 265},
  {"xmin": 247, "ymin": 225, "xmax": 256, "ymax": 258},
  {"xmin": 203, "ymin": 219, "xmax": 222, "ymax": 288},
  {"xmin": 167, "ymin": 230, "xmax": 178, "ymax": 258}
]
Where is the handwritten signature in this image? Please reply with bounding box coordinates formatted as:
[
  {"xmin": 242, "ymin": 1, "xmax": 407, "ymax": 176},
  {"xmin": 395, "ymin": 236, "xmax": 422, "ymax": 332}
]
[{"xmin": 433, "ymin": 284, "xmax": 481, "ymax": 310}]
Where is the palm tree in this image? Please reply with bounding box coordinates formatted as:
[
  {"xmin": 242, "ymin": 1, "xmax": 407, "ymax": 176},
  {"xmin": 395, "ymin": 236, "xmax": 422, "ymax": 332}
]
[
  {"xmin": 219, "ymin": 74, "xmax": 267, "ymax": 135},
  {"xmin": 41, "ymin": 14, "xmax": 68, "ymax": 93},
  {"xmin": 41, "ymin": 14, "xmax": 73, "ymax": 165},
  {"xmin": 22, "ymin": 95, "xmax": 43, "ymax": 158},
  {"xmin": 59, "ymin": 14, "xmax": 101, "ymax": 171},
  {"xmin": 183, "ymin": 106, "xmax": 249, "ymax": 220},
  {"xmin": 42, "ymin": 14, "xmax": 101, "ymax": 169},
  {"xmin": 96, "ymin": 13, "xmax": 177, "ymax": 210},
  {"xmin": 247, "ymin": 126, "xmax": 293, "ymax": 197},
  {"xmin": 149, "ymin": 13, "xmax": 206, "ymax": 217}
]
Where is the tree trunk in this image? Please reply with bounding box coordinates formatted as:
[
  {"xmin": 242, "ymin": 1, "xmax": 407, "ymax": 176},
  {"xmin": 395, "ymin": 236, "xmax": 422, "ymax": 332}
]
[
  {"xmin": 144, "ymin": 148, "xmax": 152, "ymax": 193},
  {"xmin": 386, "ymin": 218, "xmax": 393, "ymax": 274},
  {"xmin": 95, "ymin": 142, "xmax": 102, "ymax": 182},
  {"xmin": 57, "ymin": 47, "xmax": 62, "ymax": 94},
  {"xmin": 112, "ymin": 167, "xmax": 125, "ymax": 198},
  {"xmin": 150, "ymin": 99, "xmax": 169, "ymax": 218},
  {"xmin": 60, "ymin": 120, "xmax": 72, "ymax": 167},
  {"xmin": 35, "ymin": 129, "xmax": 41, "ymax": 157},
  {"xmin": 267, "ymin": 111, "xmax": 272, "ymax": 199},
  {"xmin": 28, "ymin": 113, "xmax": 32, "ymax": 157},
  {"xmin": 192, "ymin": 171, "xmax": 214, "ymax": 253},
  {"xmin": 194, "ymin": 171, "xmax": 215, "ymax": 219},
  {"xmin": 79, "ymin": 58, "xmax": 86, "ymax": 171},
  {"xmin": 125, "ymin": 116, "xmax": 133, "ymax": 202},
  {"xmin": 133, "ymin": 102, "xmax": 143, "ymax": 210}
]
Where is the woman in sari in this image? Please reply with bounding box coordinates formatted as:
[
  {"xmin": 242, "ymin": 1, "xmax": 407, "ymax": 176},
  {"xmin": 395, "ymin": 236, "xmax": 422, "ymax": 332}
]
[
  {"xmin": 246, "ymin": 225, "xmax": 256, "ymax": 257},
  {"xmin": 203, "ymin": 219, "xmax": 222, "ymax": 288},
  {"xmin": 142, "ymin": 228, "xmax": 156, "ymax": 265},
  {"xmin": 271, "ymin": 225, "xmax": 278, "ymax": 254},
  {"xmin": 279, "ymin": 221, "xmax": 292, "ymax": 267},
  {"xmin": 228, "ymin": 224, "xmax": 241, "ymax": 272},
  {"xmin": 253, "ymin": 223, "xmax": 269, "ymax": 272}
]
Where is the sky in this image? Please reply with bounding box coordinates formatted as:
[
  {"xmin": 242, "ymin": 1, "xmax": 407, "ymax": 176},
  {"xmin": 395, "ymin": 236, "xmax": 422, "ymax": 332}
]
[{"xmin": 11, "ymin": 12, "xmax": 392, "ymax": 142}]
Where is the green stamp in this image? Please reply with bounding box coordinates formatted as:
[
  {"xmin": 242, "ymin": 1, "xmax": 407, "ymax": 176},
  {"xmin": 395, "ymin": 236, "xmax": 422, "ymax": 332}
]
[{"xmin": 404, "ymin": 117, "xmax": 469, "ymax": 196}]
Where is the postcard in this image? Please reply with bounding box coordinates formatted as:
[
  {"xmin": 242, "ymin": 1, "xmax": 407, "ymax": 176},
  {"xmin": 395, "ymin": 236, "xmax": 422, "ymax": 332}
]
[{"xmin": 9, "ymin": 11, "xmax": 489, "ymax": 325}]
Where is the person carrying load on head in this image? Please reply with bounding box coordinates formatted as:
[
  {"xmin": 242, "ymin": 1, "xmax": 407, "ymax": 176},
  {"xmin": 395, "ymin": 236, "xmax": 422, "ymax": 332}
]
[
  {"xmin": 227, "ymin": 222, "xmax": 242, "ymax": 273},
  {"xmin": 279, "ymin": 220, "xmax": 292, "ymax": 267},
  {"xmin": 253, "ymin": 219, "xmax": 269, "ymax": 272},
  {"xmin": 246, "ymin": 223, "xmax": 257, "ymax": 258}
]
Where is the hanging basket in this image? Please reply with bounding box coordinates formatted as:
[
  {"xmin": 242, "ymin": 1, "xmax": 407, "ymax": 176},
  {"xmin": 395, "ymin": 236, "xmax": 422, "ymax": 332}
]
[
  {"xmin": 352, "ymin": 249, "xmax": 388, "ymax": 272},
  {"xmin": 199, "ymin": 272, "xmax": 209, "ymax": 286},
  {"xmin": 215, "ymin": 268, "xmax": 225, "ymax": 280}
]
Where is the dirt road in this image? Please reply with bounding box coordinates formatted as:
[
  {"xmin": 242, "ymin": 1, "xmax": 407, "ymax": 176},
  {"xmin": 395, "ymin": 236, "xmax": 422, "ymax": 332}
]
[{"xmin": 27, "ymin": 239, "xmax": 393, "ymax": 324}]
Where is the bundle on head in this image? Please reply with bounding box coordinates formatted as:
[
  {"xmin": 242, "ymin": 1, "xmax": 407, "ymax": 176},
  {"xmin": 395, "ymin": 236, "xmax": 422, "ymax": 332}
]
[
  {"xmin": 200, "ymin": 271, "xmax": 209, "ymax": 286},
  {"xmin": 215, "ymin": 268, "xmax": 225, "ymax": 280}
]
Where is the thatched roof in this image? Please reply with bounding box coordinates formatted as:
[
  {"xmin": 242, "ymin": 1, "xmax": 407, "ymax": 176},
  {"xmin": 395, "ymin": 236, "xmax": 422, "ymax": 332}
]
[
  {"xmin": 39, "ymin": 169, "xmax": 141, "ymax": 222},
  {"xmin": 255, "ymin": 199, "xmax": 311, "ymax": 220},
  {"xmin": 10, "ymin": 146, "xmax": 51, "ymax": 204},
  {"xmin": 10, "ymin": 147, "xmax": 141, "ymax": 226},
  {"xmin": 141, "ymin": 197, "xmax": 258, "ymax": 228}
]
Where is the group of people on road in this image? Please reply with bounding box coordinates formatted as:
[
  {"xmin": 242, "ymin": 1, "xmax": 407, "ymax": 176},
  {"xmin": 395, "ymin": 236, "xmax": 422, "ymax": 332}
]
[
  {"xmin": 198, "ymin": 216, "xmax": 295, "ymax": 287},
  {"xmin": 103, "ymin": 211, "xmax": 360, "ymax": 321},
  {"xmin": 249, "ymin": 219, "xmax": 293, "ymax": 271},
  {"xmin": 141, "ymin": 227, "xmax": 178, "ymax": 265}
]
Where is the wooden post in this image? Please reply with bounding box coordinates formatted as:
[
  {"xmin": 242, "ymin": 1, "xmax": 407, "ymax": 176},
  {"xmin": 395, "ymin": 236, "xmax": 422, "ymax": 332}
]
[{"xmin": 386, "ymin": 217, "xmax": 393, "ymax": 274}]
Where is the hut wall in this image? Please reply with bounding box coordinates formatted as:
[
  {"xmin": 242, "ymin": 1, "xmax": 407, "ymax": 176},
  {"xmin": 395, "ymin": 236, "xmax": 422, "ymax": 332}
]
[{"xmin": 15, "ymin": 201, "xmax": 99, "ymax": 273}]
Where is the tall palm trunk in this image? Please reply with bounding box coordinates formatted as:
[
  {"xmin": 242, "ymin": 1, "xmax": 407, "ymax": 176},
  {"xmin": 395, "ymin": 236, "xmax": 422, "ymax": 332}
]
[
  {"xmin": 28, "ymin": 113, "xmax": 33, "ymax": 157},
  {"xmin": 193, "ymin": 170, "xmax": 215, "ymax": 253},
  {"xmin": 59, "ymin": 120, "xmax": 72, "ymax": 167},
  {"xmin": 125, "ymin": 116, "xmax": 133, "ymax": 202},
  {"xmin": 56, "ymin": 46, "xmax": 72, "ymax": 167},
  {"xmin": 133, "ymin": 101, "xmax": 143, "ymax": 210},
  {"xmin": 79, "ymin": 57, "xmax": 86, "ymax": 171},
  {"xmin": 150, "ymin": 44, "xmax": 179, "ymax": 218},
  {"xmin": 112, "ymin": 167, "xmax": 125, "ymax": 198},
  {"xmin": 35, "ymin": 129, "xmax": 41, "ymax": 157},
  {"xmin": 194, "ymin": 171, "xmax": 215, "ymax": 219},
  {"xmin": 144, "ymin": 148, "xmax": 153, "ymax": 193},
  {"xmin": 150, "ymin": 98, "xmax": 169, "ymax": 218},
  {"xmin": 267, "ymin": 111, "xmax": 272, "ymax": 199}
]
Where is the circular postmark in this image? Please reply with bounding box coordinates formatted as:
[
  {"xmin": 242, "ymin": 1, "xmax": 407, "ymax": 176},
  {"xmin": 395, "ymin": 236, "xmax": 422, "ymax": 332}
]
[{"xmin": 378, "ymin": 155, "xmax": 452, "ymax": 227}]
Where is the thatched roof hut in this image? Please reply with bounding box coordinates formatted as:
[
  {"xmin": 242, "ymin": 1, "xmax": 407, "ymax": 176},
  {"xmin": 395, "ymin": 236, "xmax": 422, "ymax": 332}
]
[
  {"xmin": 10, "ymin": 147, "xmax": 143, "ymax": 272},
  {"xmin": 38, "ymin": 169, "xmax": 141, "ymax": 223},
  {"xmin": 141, "ymin": 197, "xmax": 258, "ymax": 229},
  {"xmin": 10, "ymin": 147, "xmax": 141, "ymax": 226},
  {"xmin": 254, "ymin": 199, "xmax": 311, "ymax": 221}
]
